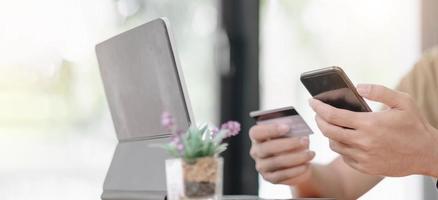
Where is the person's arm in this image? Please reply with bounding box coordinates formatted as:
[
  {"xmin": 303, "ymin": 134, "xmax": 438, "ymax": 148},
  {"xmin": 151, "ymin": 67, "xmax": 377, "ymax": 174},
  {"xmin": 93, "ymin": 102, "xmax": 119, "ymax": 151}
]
[
  {"xmin": 298, "ymin": 47, "xmax": 438, "ymax": 195},
  {"xmin": 396, "ymin": 47, "xmax": 438, "ymax": 178},
  {"xmin": 421, "ymin": 128, "xmax": 438, "ymax": 178},
  {"xmin": 294, "ymin": 157, "xmax": 382, "ymax": 199}
]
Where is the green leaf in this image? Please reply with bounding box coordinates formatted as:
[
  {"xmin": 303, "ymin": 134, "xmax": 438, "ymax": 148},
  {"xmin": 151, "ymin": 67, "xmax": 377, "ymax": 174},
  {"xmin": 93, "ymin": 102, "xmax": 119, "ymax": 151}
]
[
  {"xmin": 198, "ymin": 124, "xmax": 208, "ymax": 137},
  {"xmin": 213, "ymin": 130, "xmax": 226, "ymax": 145},
  {"xmin": 215, "ymin": 143, "xmax": 228, "ymax": 155},
  {"xmin": 182, "ymin": 136, "xmax": 193, "ymax": 159},
  {"xmin": 164, "ymin": 144, "xmax": 180, "ymax": 157},
  {"xmin": 201, "ymin": 141, "xmax": 214, "ymax": 157}
]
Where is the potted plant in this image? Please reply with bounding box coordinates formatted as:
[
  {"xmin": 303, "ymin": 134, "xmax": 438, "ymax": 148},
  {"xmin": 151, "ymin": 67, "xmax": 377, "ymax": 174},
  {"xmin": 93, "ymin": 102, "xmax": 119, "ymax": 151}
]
[{"xmin": 161, "ymin": 111, "xmax": 240, "ymax": 200}]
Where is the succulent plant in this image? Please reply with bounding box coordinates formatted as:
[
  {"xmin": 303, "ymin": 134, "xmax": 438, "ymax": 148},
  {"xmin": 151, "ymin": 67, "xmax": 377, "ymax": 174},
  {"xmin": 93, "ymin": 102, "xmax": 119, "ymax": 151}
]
[{"xmin": 161, "ymin": 112, "xmax": 240, "ymax": 163}]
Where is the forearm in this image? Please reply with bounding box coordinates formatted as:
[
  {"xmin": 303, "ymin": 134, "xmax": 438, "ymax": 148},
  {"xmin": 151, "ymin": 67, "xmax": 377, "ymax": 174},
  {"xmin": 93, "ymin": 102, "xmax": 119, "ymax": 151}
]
[{"xmin": 293, "ymin": 158, "xmax": 382, "ymax": 199}]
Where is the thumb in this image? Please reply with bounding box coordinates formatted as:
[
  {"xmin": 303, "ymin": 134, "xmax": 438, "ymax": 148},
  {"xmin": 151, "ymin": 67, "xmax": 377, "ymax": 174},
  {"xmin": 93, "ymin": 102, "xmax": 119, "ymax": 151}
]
[{"xmin": 356, "ymin": 84, "xmax": 407, "ymax": 109}]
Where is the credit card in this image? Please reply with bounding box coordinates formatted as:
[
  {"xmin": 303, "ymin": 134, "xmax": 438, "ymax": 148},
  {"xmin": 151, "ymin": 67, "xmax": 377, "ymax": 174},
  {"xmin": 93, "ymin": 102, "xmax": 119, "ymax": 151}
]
[{"xmin": 249, "ymin": 106, "xmax": 313, "ymax": 137}]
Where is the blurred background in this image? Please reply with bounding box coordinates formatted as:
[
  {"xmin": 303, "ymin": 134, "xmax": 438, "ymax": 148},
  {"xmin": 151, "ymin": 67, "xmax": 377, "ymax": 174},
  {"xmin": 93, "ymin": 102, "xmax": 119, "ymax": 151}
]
[{"xmin": 0, "ymin": 0, "xmax": 437, "ymax": 199}]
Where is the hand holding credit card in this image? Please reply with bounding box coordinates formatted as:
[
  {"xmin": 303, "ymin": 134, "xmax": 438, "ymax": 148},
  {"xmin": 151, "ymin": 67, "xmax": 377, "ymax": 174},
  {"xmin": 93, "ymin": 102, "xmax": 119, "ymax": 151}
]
[
  {"xmin": 248, "ymin": 106, "xmax": 315, "ymax": 186},
  {"xmin": 250, "ymin": 106, "xmax": 313, "ymax": 137}
]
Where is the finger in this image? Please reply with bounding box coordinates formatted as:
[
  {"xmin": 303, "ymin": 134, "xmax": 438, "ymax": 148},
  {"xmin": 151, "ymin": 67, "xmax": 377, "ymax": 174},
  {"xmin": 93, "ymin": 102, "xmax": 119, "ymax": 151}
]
[
  {"xmin": 249, "ymin": 124, "xmax": 290, "ymax": 143},
  {"xmin": 309, "ymin": 98, "xmax": 361, "ymax": 128},
  {"xmin": 356, "ymin": 84, "xmax": 408, "ymax": 109},
  {"xmin": 315, "ymin": 115, "xmax": 357, "ymax": 145},
  {"xmin": 257, "ymin": 150, "xmax": 315, "ymax": 172},
  {"xmin": 262, "ymin": 164, "xmax": 309, "ymax": 184},
  {"xmin": 253, "ymin": 137, "xmax": 309, "ymax": 158}
]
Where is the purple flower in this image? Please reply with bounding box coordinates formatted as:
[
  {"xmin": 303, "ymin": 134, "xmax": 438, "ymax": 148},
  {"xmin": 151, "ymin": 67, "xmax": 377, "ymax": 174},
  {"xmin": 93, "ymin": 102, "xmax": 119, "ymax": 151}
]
[
  {"xmin": 171, "ymin": 134, "xmax": 184, "ymax": 155},
  {"xmin": 162, "ymin": 111, "xmax": 185, "ymax": 155},
  {"xmin": 176, "ymin": 143, "xmax": 184, "ymax": 152},
  {"xmin": 161, "ymin": 111, "xmax": 174, "ymax": 130},
  {"xmin": 211, "ymin": 127, "xmax": 219, "ymax": 137},
  {"xmin": 221, "ymin": 121, "xmax": 241, "ymax": 138},
  {"xmin": 171, "ymin": 135, "xmax": 180, "ymax": 143}
]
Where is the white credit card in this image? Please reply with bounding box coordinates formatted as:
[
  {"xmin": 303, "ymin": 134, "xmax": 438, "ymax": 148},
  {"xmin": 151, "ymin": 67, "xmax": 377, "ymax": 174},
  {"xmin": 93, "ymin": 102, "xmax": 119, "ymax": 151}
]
[{"xmin": 250, "ymin": 106, "xmax": 313, "ymax": 137}]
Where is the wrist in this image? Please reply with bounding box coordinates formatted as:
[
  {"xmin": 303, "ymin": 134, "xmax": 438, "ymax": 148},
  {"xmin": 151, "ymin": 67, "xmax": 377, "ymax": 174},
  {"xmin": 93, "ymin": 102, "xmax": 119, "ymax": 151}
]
[
  {"xmin": 292, "ymin": 164, "xmax": 321, "ymax": 197},
  {"xmin": 422, "ymin": 126, "xmax": 438, "ymax": 177}
]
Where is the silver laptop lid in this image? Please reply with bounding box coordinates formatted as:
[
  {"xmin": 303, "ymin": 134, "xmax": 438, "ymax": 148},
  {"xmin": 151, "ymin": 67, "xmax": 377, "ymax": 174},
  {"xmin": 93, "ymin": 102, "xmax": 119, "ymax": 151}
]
[{"xmin": 96, "ymin": 18, "xmax": 194, "ymax": 141}]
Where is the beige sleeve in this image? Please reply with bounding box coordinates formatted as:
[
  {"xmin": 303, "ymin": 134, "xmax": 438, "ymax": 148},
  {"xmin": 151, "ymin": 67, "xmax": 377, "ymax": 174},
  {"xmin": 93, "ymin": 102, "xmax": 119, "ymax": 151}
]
[{"xmin": 396, "ymin": 47, "xmax": 438, "ymax": 128}]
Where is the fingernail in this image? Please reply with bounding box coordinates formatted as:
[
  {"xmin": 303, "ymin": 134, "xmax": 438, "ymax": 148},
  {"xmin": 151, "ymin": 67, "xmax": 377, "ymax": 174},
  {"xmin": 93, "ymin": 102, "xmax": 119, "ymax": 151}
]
[
  {"xmin": 277, "ymin": 124, "xmax": 290, "ymax": 134},
  {"xmin": 308, "ymin": 151, "xmax": 315, "ymax": 157},
  {"xmin": 356, "ymin": 84, "xmax": 371, "ymax": 96},
  {"xmin": 300, "ymin": 137, "xmax": 309, "ymax": 145}
]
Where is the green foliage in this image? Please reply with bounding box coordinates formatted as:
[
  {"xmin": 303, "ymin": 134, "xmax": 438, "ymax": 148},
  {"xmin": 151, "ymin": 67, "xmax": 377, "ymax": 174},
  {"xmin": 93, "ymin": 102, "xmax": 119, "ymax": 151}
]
[
  {"xmin": 166, "ymin": 125, "xmax": 229, "ymax": 162},
  {"xmin": 163, "ymin": 144, "xmax": 180, "ymax": 158}
]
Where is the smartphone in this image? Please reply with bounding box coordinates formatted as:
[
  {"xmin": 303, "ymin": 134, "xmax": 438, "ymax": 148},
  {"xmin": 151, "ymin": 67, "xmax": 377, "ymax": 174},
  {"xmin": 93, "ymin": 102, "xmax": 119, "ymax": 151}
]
[
  {"xmin": 249, "ymin": 106, "xmax": 313, "ymax": 137},
  {"xmin": 300, "ymin": 66, "xmax": 371, "ymax": 112}
]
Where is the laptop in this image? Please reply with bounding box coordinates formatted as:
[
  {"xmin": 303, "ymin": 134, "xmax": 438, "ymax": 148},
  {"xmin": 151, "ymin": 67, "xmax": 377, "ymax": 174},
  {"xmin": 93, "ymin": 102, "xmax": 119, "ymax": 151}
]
[{"xmin": 96, "ymin": 18, "xmax": 194, "ymax": 200}]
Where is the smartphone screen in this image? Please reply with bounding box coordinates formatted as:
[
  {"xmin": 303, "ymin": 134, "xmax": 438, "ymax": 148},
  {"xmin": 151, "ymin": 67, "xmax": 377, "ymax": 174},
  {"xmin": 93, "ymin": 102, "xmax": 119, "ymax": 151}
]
[{"xmin": 300, "ymin": 67, "xmax": 371, "ymax": 112}]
